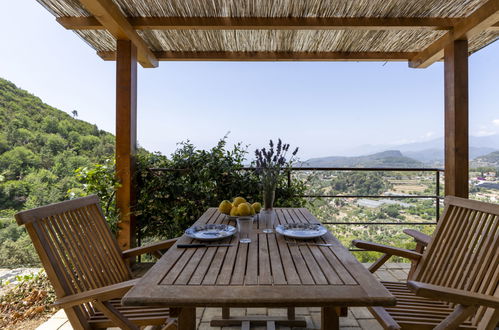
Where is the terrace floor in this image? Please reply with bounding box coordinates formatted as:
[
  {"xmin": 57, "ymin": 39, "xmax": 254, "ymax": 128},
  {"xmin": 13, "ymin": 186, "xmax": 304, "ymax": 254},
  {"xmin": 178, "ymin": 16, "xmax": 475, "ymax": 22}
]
[{"xmin": 37, "ymin": 263, "xmax": 410, "ymax": 330}]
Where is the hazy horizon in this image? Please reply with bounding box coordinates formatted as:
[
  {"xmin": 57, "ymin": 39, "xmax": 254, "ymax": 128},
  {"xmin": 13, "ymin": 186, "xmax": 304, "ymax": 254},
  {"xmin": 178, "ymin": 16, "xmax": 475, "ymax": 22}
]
[{"xmin": 1, "ymin": 1, "xmax": 498, "ymax": 160}]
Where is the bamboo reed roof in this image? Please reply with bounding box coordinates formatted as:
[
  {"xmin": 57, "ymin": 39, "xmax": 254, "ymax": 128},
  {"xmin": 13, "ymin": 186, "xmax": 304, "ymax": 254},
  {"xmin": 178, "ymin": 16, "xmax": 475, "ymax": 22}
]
[{"xmin": 36, "ymin": 0, "xmax": 499, "ymax": 68}]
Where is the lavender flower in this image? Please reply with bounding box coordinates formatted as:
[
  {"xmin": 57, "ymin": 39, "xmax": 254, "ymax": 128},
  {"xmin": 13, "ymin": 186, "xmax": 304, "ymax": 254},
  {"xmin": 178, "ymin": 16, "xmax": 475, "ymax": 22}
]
[{"xmin": 254, "ymin": 139, "xmax": 299, "ymax": 192}]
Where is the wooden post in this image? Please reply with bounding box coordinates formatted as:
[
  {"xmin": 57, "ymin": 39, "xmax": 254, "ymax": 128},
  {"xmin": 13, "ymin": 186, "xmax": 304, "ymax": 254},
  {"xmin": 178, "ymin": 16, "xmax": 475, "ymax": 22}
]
[
  {"xmin": 444, "ymin": 39, "xmax": 469, "ymax": 198},
  {"xmin": 116, "ymin": 40, "xmax": 137, "ymax": 250}
]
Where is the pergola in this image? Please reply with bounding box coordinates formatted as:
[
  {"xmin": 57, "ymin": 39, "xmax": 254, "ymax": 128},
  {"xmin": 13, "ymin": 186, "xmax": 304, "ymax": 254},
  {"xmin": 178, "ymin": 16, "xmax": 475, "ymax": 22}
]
[{"xmin": 35, "ymin": 0, "xmax": 499, "ymax": 250}]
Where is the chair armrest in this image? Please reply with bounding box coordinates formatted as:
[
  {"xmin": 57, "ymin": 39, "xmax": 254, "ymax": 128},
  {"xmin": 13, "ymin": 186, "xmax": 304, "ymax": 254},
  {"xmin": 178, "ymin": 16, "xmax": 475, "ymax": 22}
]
[
  {"xmin": 122, "ymin": 238, "xmax": 179, "ymax": 259},
  {"xmin": 53, "ymin": 279, "xmax": 139, "ymax": 308},
  {"xmin": 408, "ymin": 281, "xmax": 499, "ymax": 309},
  {"xmin": 352, "ymin": 240, "xmax": 422, "ymax": 261},
  {"xmin": 403, "ymin": 229, "xmax": 431, "ymax": 246}
]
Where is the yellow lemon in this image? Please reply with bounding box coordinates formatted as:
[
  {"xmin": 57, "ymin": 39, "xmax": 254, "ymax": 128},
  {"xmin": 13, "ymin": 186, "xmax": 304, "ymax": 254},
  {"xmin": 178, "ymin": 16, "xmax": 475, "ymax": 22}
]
[
  {"xmin": 237, "ymin": 203, "xmax": 251, "ymax": 216},
  {"xmin": 230, "ymin": 206, "xmax": 239, "ymax": 217},
  {"xmin": 232, "ymin": 196, "xmax": 247, "ymax": 207},
  {"xmin": 249, "ymin": 204, "xmax": 256, "ymax": 216},
  {"xmin": 251, "ymin": 202, "xmax": 262, "ymax": 213},
  {"xmin": 218, "ymin": 200, "xmax": 232, "ymax": 215}
]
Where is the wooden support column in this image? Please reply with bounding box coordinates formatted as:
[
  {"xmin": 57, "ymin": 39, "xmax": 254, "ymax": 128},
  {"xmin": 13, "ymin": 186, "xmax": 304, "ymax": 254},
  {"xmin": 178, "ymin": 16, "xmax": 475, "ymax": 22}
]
[
  {"xmin": 444, "ymin": 39, "xmax": 469, "ymax": 198},
  {"xmin": 116, "ymin": 40, "xmax": 137, "ymax": 250}
]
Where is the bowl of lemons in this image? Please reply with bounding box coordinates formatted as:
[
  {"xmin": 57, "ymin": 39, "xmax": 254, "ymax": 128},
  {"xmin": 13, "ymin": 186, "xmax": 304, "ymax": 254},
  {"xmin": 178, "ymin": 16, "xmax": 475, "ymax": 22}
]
[{"xmin": 218, "ymin": 197, "xmax": 262, "ymax": 221}]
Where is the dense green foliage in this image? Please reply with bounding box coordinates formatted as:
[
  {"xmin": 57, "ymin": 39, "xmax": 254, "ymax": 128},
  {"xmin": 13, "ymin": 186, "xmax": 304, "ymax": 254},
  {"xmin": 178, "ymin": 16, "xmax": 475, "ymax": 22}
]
[
  {"xmin": 0, "ymin": 78, "xmax": 115, "ymax": 267},
  {"xmin": 0, "ymin": 78, "xmax": 114, "ymax": 210},
  {"xmin": 78, "ymin": 138, "xmax": 307, "ymax": 240},
  {"xmin": 0, "ymin": 212, "xmax": 39, "ymax": 267}
]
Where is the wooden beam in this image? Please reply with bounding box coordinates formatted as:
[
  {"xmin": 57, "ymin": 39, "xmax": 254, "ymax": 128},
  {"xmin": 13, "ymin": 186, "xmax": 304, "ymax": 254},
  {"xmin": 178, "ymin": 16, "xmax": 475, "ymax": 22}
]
[
  {"xmin": 444, "ymin": 39, "xmax": 469, "ymax": 198},
  {"xmin": 410, "ymin": 0, "xmax": 499, "ymax": 68},
  {"xmin": 57, "ymin": 16, "xmax": 462, "ymax": 31},
  {"xmin": 78, "ymin": 0, "xmax": 158, "ymax": 68},
  {"xmin": 97, "ymin": 50, "xmax": 417, "ymax": 62},
  {"xmin": 489, "ymin": 21, "xmax": 499, "ymax": 30},
  {"xmin": 115, "ymin": 40, "xmax": 138, "ymax": 251}
]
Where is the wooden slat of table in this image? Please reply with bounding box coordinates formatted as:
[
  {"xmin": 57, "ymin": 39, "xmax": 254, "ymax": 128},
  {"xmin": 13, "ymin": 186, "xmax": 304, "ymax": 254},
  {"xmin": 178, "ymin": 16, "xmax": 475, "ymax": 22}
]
[
  {"xmin": 274, "ymin": 211, "xmax": 313, "ymax": 285},
  {"xmin": 245, "ymin": 227, "xmax": 259, "ymax": 285},
  {"xmin": 160, "ymin": 208, "xmax": 218, "ymax": 285},
  {"xmin": 123, "ymin": 208, "xmax": 395, "ymax": 308},
  {"xmin": 281, "ymin": 208, "xmax": 347, "ymax": 285},
  {"xmin": 267, "ymin": 233, "xmax": 287, "ymax": 285},
  {"xmin": 296, "ymin": 208, "xmax": 358, "ymax": 285},
  {"xmin": 258, "ymin": 233, "xmax": 272, "ymax": 285}
]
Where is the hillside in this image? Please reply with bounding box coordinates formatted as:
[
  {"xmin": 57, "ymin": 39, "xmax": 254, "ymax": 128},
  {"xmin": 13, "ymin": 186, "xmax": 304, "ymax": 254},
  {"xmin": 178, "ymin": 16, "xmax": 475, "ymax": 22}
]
[
  {"xmin": 339, "ymin": 135, "xmax": 499, "ymax": 163},
  {"xmin": 471, "ymin": 151, "xmax": 499, "ymax": 168},
  {"xmin": 304, "ymin": 150, "xmax": 424, "ymax": 168},
  {"xmin": 404, "ymin": 147, "xmax": 497, "ymax": 166},
  {"xmin": 0, "ymin": 78, "xmax": 114, "ymax": 211}
]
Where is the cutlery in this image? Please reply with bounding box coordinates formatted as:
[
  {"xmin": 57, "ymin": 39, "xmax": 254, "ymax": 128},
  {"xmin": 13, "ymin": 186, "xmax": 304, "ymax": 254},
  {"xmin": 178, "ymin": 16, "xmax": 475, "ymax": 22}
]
[
  {"xmin": 177, "ymin": 243, "xmax": 233, "ymax": 248},
  {"xmin": 286, "ymin": 242, "xmax": 333, "ymax": 247}
]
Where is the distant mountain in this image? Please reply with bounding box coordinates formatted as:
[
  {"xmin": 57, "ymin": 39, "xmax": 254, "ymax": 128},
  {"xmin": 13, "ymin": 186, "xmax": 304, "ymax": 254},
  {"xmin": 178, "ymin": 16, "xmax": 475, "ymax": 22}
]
[
  {"xmin": 338, "ymin": 135, "xmax": 499, "ymax": 166},
  {"xmin": 339, "ymin": 135, "xmax": 499, "ymax": 162},
  {"xmin": 303, "ymin": 150, "xmax": 424, "ymax": 168},
  {"xmin": 471, "ymin": 151, "xmax": 499, "ymax": 168},
  {"xmin": 404, "ymin": 147, "xmax": 497, "ymax": 166}
]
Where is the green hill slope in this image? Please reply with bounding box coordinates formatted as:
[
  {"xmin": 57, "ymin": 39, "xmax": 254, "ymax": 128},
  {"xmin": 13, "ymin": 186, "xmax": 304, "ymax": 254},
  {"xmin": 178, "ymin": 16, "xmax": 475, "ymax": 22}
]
[
  {"xmin": 471, "ymin": 151, "xmax": 499, "ymax": 168},
  {"xmin": 304, "ymin": 150, "xmax": 424, "ymax": 168},
  {"xmin": 0, "ymin": 77, "xmax": 114, "ymax": 211}
]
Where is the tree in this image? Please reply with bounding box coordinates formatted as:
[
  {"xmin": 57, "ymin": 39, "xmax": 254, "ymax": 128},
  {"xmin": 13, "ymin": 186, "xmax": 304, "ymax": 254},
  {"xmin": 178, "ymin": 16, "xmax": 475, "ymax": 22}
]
[
  {"xmin": 0, "ymin": 146, "xmax": 40, "ymax": 179},
  {"xmin": 71, "ymin": 110, "xmax": 78, "ymax": 118}
]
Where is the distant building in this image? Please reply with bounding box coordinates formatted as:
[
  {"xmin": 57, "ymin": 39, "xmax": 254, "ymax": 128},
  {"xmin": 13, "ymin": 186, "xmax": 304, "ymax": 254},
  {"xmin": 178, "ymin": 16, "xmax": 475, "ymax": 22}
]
[
  {"xmin": 357, "ymin": 199, "xmax": 384, "ymax": 208},
  {"xmin": 476, "ymin": 182, "xmax": 499, "ymax": 190},
  {"xmin": 357, "ymin": 199, "xmax": 413, "ymax": 208}
]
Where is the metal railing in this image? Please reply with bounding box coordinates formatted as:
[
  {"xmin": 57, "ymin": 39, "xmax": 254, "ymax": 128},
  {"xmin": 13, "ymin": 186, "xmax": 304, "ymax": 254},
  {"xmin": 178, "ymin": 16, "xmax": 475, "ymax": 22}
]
[
  {"xmin": 148, "ymin": 166, "xmax": 444, "ymax": 224},
  {"xmin": 141, "ymin": 167, "xmax": 443, "ymax": 252}
]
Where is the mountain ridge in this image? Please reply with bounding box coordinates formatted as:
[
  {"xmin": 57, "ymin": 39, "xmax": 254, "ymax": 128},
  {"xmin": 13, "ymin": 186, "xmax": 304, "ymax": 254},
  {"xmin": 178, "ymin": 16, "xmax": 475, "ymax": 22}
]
[
  {"xmin": 305, "ymin": 149, "xmax": 499, "ymax": 168},
  {"xmin": 303, "ymin": 150, "xmax": 424, "ymax": 168}
]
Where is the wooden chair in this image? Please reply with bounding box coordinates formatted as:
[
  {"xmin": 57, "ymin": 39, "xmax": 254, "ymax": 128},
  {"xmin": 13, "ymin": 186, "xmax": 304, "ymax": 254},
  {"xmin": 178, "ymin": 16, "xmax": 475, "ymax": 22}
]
[
  {"xmin": 365, "ymin": 228, "xmax": 432, "ymax": 279},
  {"xmin": 15, "ymin": 195, "xmax": 179, "ymax": 330},
  {"xmin": 353, "ymin": 196, "xmax": 499, "ymax": 329}
]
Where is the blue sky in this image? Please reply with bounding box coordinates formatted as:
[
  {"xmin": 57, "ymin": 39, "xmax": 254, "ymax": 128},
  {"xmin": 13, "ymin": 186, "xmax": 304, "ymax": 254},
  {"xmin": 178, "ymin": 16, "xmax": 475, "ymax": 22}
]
[{"xmin": 1, "ymin": 1, "xmax": 498, "ymax": 160}]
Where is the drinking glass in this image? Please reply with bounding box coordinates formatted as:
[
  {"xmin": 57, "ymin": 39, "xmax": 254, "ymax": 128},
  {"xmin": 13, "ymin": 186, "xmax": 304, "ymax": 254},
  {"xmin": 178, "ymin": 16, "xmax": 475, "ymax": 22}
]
[
  {"xmin": 237, "ymin": 216, "xmax": 254, "ymax": 243},
  {"xmin": 260, "ymin": 209, "xmax": 275, "ymax": 234}
]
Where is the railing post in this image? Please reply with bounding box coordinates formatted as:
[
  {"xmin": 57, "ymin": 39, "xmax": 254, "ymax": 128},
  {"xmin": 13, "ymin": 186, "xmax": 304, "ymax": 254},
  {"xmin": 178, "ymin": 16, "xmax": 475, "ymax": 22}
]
[{"xmin": 435, "ymin": 170, "xmax": 440, "ymax": 222}]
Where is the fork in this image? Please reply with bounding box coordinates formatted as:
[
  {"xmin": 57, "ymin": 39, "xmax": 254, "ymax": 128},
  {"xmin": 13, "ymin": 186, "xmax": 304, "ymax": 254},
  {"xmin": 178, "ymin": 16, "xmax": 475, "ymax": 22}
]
[{"xmin": 286, "ymin": 242, "xmax": 333, "ymax": 247}]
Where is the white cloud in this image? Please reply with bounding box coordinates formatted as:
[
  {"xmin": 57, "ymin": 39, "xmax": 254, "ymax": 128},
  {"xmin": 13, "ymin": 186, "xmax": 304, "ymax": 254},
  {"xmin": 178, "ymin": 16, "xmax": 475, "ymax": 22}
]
[
  {"xmin": 493, "ymin": 119, "xmax": 499, "ymax": 126},
  {"xmin": 423, "ymin": 131, "xmax": 435, "ymax": 139},
  {"xmin": 475, "ymin": 130, "xmax": 496, "ymax": 137}
]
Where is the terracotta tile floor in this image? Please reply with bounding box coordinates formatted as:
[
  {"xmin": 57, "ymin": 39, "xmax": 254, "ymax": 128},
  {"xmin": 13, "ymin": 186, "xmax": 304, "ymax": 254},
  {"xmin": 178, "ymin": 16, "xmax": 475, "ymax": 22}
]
[{"xmin": 37, "ymin": 263, "xmax": 410, "ymax": 330}]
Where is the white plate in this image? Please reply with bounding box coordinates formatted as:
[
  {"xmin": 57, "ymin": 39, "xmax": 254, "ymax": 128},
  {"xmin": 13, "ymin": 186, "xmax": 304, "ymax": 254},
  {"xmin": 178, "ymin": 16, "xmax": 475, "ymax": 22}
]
[
  {"xmin": 185, "ymin": 224, "xmax": 237, "ymax": 241},
  {"xmin": 276, "ymin": 223, "xmax": 328, "ymax": 240}
]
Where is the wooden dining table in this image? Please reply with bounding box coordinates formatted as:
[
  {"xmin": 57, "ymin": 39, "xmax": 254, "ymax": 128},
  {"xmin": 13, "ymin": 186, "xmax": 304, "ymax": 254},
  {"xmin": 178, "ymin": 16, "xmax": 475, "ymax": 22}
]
[{"xmin": 122, "ymin": 208, "xmax": 396, "ymax": 329}]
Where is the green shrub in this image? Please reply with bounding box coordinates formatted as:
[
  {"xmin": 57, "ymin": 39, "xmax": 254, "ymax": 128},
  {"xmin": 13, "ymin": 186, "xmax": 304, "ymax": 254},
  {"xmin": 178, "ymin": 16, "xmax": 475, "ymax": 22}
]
[
  {"xmin": 78, "ymin": 137, "xmax": 307, "ymax": 241},
  {"xmin": 0, "ymin": 216, "xmax": 40, "ymax": 268},
  {"xmin": 72, "ymin": 158, "xmax": 120, "ymax": 233}
]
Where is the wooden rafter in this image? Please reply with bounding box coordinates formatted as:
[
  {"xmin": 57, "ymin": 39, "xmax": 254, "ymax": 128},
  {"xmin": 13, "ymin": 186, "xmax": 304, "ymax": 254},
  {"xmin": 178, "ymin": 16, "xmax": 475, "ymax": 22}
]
[
  {"xmin": 97, "ymin": 50, "xmax": 418, "ymax": 62},
  {"xmin": 57, "ymin": 16, "xmax": 462, "ymax": 31},
  {"xmin": 78, "ymin": 0, "xmax": 158, "ymax": 68},
  {"xmin": 410, "ymin": 0, "xmax": 499, "ymax": 68}
]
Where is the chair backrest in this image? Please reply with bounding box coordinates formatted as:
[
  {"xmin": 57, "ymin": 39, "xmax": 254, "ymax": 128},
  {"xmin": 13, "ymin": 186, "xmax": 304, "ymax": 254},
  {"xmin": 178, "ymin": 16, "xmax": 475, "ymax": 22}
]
[
  {"xmin": 15, "ymin": 195, "xmax": 132, "ymax": 326},
  {"xmin": 413, "ymin": 196, "xmax": 499, "ymax": 328}
]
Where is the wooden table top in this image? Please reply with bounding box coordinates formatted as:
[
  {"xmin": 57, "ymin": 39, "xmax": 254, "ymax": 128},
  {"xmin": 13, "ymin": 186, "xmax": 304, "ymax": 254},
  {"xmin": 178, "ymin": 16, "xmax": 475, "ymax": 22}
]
[{"xmin": 122, "ymin": 208, "xmax": 395, "ymax": 308}]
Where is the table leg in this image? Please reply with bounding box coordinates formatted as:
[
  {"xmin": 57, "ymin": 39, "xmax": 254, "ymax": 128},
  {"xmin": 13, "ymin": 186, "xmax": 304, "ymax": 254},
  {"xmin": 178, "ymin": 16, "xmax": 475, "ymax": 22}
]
[
  {"xmin": 178, "ymin": 307, "xmax": 196, "ymax": 330},
  {"xmin": 321, "ymin": 307, "xmax": 339, "ymax": 330}
]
